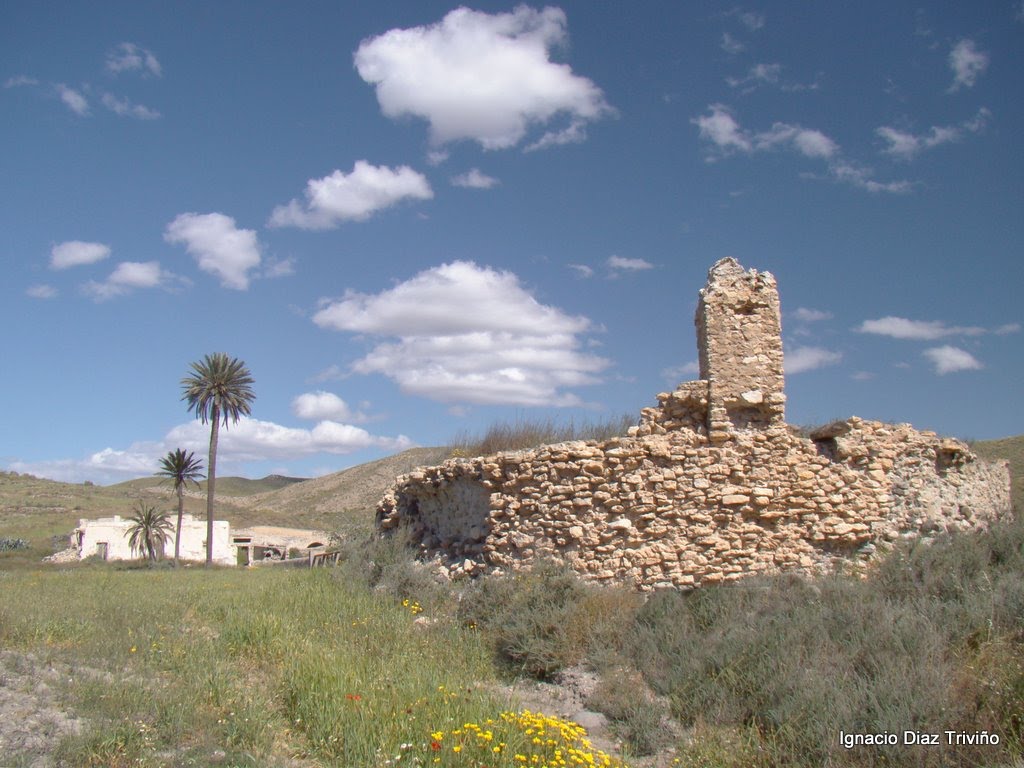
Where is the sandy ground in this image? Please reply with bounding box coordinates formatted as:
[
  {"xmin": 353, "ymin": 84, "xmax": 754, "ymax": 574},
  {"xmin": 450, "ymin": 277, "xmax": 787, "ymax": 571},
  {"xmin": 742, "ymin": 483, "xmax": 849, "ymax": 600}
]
[{"xmin": 0, "ymin": 650, "xmax": 84, "ymax": 767}]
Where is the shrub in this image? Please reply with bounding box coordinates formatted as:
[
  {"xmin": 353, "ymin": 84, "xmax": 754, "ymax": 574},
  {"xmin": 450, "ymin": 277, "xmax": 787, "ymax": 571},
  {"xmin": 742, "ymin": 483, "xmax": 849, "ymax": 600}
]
[
  {"xmin": 629, "ymin": 517, "xmax": 1024, "ymax": 768},
  {"xmin": 336, "ymin": 529, "xmax": 448, "ymax": 613},
  {"xmin": 632, "ymin": 575, "xmax": 979, "ymax": 767},
  {"xmin": 0, "ymin": 537, "xmax": 29, "ymax": 552},
  {"xmin": 458, "ymin": 560, "xmax": 640, "ymax": 680},
  {"xmin": 587, "ymin": 665, "xmax": 669, "ymax": 756}
]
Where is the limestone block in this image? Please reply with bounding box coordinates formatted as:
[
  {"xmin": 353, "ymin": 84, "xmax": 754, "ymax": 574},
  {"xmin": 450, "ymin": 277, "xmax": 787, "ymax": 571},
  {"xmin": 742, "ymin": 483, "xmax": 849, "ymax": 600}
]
[{"xmin": 722, "ymin": 494, "xmax": 750, "ymax": 505}]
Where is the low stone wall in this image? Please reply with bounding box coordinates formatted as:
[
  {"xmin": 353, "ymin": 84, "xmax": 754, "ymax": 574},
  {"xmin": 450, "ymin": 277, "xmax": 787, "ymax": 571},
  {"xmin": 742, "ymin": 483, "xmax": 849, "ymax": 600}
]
[{"xmin": 377, "ymin": 416, "xmax": 1010, "ymax": 588}]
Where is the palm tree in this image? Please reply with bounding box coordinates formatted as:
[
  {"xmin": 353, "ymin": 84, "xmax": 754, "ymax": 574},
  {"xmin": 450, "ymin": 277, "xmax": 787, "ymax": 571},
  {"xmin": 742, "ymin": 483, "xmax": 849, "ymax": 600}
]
[
  {"xmin": 156, "ymin": 448, "xmax": 205, "ymax": 566},
  {"xmin": 181, "ymin": 353, "xmax": 255, "ymax": 565},
  {"xmin": 127, "ymin": 501, "xmax": 174, "ymax": 563}
]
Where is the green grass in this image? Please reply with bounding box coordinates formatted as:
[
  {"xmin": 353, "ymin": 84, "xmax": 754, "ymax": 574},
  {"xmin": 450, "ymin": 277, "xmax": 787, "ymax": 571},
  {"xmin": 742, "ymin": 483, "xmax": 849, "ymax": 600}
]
[
  {"xmin": 1, "ymin": 567, "xmax": 501, "ymax": 766},
  {"xmin": 4, "ymin": 513, "xmax": 1024, "ymax": 767}
]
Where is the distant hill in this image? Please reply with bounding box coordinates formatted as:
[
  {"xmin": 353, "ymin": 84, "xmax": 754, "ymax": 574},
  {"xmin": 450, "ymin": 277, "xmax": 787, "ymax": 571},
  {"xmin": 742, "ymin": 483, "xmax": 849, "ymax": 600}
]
[
  {"xmin": 111, "ymin": 474, "xmax": 306, "ymax": 497},
  {"xmin": 230, "ymin": 447, "xmax": 451, "ymax": 535}
]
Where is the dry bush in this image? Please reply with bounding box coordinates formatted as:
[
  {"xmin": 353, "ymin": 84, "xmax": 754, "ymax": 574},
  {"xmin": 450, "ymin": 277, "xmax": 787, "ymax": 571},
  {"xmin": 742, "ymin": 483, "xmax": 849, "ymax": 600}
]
[{"xmin": 448, "ymin": 414, "xmax": 636, "ymax": 457}]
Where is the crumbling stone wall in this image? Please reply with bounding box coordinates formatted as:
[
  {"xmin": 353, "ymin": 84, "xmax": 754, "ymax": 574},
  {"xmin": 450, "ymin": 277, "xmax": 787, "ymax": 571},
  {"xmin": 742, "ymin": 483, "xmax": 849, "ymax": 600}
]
[{"xmin": 377, "ymin": 259, "xmax": 1012, "ymax": 588}]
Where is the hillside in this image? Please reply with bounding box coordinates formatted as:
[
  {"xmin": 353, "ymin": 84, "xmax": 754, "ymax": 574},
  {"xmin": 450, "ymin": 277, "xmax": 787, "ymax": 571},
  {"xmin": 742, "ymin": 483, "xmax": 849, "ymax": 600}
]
[
  {"xmin": 111, "ymin": 474, "xmax": 306, "ymax": 498},
  {"xmin": 0, "ymin": 447, "xmax": 452, "ymax": 566},
  {"xmin": 229, "ymin": 446, "xmax": 451, "ymax": 534}
]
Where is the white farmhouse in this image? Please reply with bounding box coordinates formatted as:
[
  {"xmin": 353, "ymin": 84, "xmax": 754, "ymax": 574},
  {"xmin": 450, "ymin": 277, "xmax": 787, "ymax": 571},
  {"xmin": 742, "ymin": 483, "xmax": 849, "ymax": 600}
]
[{"xmin": 73, "ymin": 513, "xmax": 235, "ymax": 566}]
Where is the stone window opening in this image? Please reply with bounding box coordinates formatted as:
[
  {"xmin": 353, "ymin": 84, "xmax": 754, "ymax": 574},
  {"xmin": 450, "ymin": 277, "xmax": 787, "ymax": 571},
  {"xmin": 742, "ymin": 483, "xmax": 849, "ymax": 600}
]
[
  {"xmin": 936, "ymin": 447, "xmax": 963, "ymax": 474},
  {"xmin": 813, "ymin": 436, "xmax": 838, "ymax": 461}
]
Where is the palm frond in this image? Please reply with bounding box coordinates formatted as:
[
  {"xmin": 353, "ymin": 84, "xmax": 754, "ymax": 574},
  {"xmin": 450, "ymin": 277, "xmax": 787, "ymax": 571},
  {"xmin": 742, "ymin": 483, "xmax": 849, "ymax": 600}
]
[
  {"xmin": 181, "ymin": 352, "xmax": 256, "ymax": 428},
  {"xmin": 156, "ymin": 448, "xmax": 205, "ymax": 490},
  {"xmin": 126, "ymin": 501, "xmax": 174, "ymax": 561}
]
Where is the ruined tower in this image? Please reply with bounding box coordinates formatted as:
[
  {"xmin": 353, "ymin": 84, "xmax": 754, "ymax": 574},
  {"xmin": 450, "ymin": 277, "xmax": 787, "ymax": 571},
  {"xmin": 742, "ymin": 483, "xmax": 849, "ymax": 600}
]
[
  {"xmin": 696, "ymin": 258, "xmax": 786, "ymax": 440},
  {"xmin": 378, "ymin": 258, "xmax": 1011, "ymax": 590}
]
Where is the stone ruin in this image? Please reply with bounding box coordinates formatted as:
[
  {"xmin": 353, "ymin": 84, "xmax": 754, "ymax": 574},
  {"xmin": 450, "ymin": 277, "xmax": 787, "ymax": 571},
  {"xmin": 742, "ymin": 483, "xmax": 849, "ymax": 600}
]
[{"xmin": 376, "ymin": 258, "xmax": 1012, "ymax": 589}]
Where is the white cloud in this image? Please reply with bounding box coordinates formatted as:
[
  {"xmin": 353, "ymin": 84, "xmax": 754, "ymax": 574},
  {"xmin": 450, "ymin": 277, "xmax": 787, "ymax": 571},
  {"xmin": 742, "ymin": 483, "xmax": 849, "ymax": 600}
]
[
  {"xmin": 826, "ymin": 161, "xmax": 913, "ymax": 193},
  {"xmin": 568, "ymin": 264, "xmax": 594, "ymax": 279},
  {"xmin": 50, "ymin": 240, "xmax": 110, "ymax": 270},
  {"xmin": 525, "ymin": 119, "xmax": 591, "ymax": 152},
  {"xmin": 164, "ymin": 417, "xmax": 411, "ymax": 463},
  {"xmin": 426, "ymin": 149, "xmax": 450, "ymax": 166},
  {"xmin": 720, "ymin": 32, "xmax": 745, "ymax": 55},
  {"xmin": 877, "ymin": 108, "xmax": 990, "ymax": 159},
  {"xmin": 164, "ymin": 212, "xmax": 261, "ymax": 290},
  {"xmin": 313, "ymin": 260, "xmax": 608, "ymax": 406},
  {"xmin": 948, "ymin": 39, "xmax": 988, "ymax": 92},
  {"xmin": 55, "ymin": 84, "xmax": 89, "ymax": 115},
  {"xmin": 607, "ymin": 255, "xmax": 654, "ymax": 272},
  {"xmin": 857, "ymin": 316, "xmax": 986, "ymax": 340},
  {"xmin": 7, "ymin": 416, "xmax": 410, "ymax": 484},
  {"xmin": 354, "ymin": 6, "xmax": 611, "ymax": 150},
  {"xmin": 81, "ymin": 260, "xmax": 176, "ymax": 301},
  {"xmin": 663, "ymin": 361, "xmax": 700, "ymax": 380},
  {"xmin": 106, "ymin": 43, "xmax": 162, "ymax": 77},
  {"xmin": 693, "ymin": 104, "xmax": 751, "ymax": 154},
  {"xmin": 4, "ymin": 75, "xmax": 39, "ymax": 88},
  {"xmin": 785, "ymin": 346, "xmax": 842, "ymax": 374},
  {"xmin": 733, "ymin": 9, "xmax": 766, "ymax": 31},
  {"xmin": 101, "ymin": 93, "xmax": 160, "ymax": 120},
  {"xmin": 451, "ymin": 168, "xmax": 499, "ymax": 189},
  {"xmin": 726, "ymin": 63, "xmax": 782, "ymax": 89},
  {"xmin": 923, "ymin": 345, "xmax": 983, "ymax": 375},
  {"xmin": 793, "ymin": 307, "xmax": 832, "ymax": 322},
  {"xmin": 26, "ymin": 284, "xmax": 58, "ymax": 299},
  {"xmin": 756, "ymin": 124, "xmax": 838, "ymax": 158},
  {"xmin": 695, "ymin": 104, "xmax": 913, "ymax": 193},
  {"xmin": 693, "ymin": 104, "xmax": 838, "ymax": 160},
  {"xmin": 789, "ymin": 129, "xmax": 838, "ymax": 159},
  {"xmin": 292, "ymin": 391, "xmax": 366, "ymax": 422},
  {"xmin": 269, "ymin": 161, "xmax": 433, "ymax": 230},
  {"xmin": 261, "ymin": 256, "xmax": 295, "ymax": 279},
  {"xmin": 995, "ymin": 322, "xmax": 1021, "ymax": 335},
  {"xmin": 308, "ymin": 364, "xmax": 347, "ymax": 384}
]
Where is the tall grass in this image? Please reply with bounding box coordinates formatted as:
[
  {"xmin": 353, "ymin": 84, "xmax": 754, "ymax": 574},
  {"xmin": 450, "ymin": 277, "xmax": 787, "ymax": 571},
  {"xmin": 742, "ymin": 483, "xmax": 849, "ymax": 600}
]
[
  {"xmin": 4, "ymin": 512, "xmax": 1022, "ymax": 767},
  {"xmin": 1, "ymin": 567, "xmax": 499, "ymax": 766},
  {"xmin": 448, "ymin": 413, "xmax": 636, "ymax": 457}
]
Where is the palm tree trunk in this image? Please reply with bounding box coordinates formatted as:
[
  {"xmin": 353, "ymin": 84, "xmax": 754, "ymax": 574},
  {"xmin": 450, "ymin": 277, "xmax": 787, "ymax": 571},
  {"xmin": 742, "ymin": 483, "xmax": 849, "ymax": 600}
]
[
  {"xmin": 206, "ymin": 403, "xmax": 220, "ymax": 567},
  {"xmin": 174, "ymin": 484, "xmax": 184, "ymax": 567}
]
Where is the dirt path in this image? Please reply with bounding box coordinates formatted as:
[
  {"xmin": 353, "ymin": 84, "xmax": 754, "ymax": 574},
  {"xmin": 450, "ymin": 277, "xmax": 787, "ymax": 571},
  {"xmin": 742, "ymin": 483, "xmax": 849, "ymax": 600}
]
[{"xmin": 0, "ymin": 650, "xmax": 85, "ymax": 767}]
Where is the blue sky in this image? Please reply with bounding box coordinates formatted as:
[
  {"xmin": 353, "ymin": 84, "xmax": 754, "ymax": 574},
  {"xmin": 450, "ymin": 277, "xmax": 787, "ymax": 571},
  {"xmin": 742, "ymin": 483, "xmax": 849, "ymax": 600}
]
[{"xmin": 3, "ymin": 1, "xmax": 1022, "ymax": 484}]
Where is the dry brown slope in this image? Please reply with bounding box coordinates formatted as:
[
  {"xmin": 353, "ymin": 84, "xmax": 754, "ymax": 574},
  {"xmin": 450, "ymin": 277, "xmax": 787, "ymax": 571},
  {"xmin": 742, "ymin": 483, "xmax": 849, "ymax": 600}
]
[{"xmin": 230, "ymin": 447, "xmax": 451, "ymax": 534}]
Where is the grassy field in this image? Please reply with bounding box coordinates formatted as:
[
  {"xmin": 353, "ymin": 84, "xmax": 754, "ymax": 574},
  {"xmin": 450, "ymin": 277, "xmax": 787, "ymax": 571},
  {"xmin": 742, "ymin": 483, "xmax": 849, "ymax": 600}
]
[
  {"xmin": 0, "ymin": 560, "xmax": 628, "ymax": 768},
  {"xmin": 1, "ymin": 434, "xmax": 1021, "ymax": 767},
  {"xmin": 3, "ymin": 517, "xmax": 1024, "ymax": 767}
]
